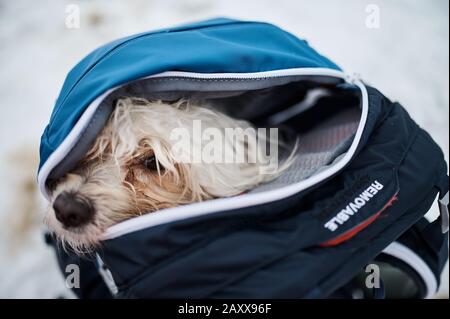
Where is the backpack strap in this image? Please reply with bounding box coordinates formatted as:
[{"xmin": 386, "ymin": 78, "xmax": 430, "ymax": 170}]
[{"xmin": 380, "ymin": 215, "xmax": 448, "ymax": 298}]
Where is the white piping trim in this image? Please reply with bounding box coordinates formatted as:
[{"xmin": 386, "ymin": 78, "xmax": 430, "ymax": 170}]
[
  {"xmin": 37, "ymin": 68, "xmax": 368, "ymax": 239},
  {"xmin": 103, "ymin": 76, "xmax": 368, "ymax": 239},
  {"xmin": 141, "ymin": 67, "xmax": 346, "ymax": 80},
  {"xmin": 382, "ymin": 241, "xmax": 438, "ymax": 299},
  {"xmin": 38, "ymin": 89, "xmax": 115, "ymax": 200}
]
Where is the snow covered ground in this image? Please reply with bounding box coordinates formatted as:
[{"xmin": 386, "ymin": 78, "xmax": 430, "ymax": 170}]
[{"xmin": 0, "ymin": 0, "xmax": 448, "ymax": 298}]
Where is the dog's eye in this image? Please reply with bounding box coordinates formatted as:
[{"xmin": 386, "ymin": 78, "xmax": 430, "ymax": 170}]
[{"xmin": 143, "ymin": 156, "xmax": 160, "ymax": 171}]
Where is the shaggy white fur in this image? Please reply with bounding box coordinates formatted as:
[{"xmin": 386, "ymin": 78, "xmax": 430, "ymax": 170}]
[{"xmin": 45, "ymin": 98, "xmax": 296, "ymax": 252}]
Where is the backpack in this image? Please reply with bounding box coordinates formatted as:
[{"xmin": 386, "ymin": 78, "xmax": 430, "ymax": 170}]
[{"xmin": 39, "ymin": 18, "xmax": 449, "ymax": 299}]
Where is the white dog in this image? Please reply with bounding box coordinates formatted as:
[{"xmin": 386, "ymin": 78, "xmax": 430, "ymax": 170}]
[{"xmin": 45, "ymin": 98, "xmax": 295, "ymax": 252}]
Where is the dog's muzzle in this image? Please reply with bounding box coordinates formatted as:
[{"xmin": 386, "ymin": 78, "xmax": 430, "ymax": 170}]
[{"xmin": 53, "ymin": 192, "xmax": 94, "ymax": 228}]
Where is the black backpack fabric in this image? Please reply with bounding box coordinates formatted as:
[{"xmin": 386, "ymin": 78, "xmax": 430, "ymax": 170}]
[{"xmin": 48, "ymin": 86, "xmax": 448, "ymax": 299}]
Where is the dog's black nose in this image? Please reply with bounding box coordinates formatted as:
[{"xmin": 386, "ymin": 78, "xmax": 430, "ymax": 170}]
[{"xmin": 53, "ymin": 192, "xmax": 94, "ymax": 228}]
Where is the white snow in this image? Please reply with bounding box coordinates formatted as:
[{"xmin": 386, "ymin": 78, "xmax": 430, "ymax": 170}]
[{"xmin": 0, "ymin": 0, "xmax": 448, "ymax": 298}]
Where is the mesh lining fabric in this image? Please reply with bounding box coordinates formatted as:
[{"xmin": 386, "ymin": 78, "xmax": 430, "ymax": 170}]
[{"xmin": 249, "ymin": 108, "xmax": 360, "ymax": 193}]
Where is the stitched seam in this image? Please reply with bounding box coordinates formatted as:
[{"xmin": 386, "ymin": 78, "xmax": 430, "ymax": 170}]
[{"xmin": 139, "ymin": 77, "xmax": 286, "ymax": 83}]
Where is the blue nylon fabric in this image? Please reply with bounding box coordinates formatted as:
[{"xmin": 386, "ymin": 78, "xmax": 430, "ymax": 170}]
[{"xmin": 39, "ymin": 18, "xmax": 340, "ymax": 172}]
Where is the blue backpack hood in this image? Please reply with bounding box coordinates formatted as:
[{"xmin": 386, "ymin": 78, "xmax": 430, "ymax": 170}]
[{"xmin": 39, "ymin": 18, "xmax": 339, "ymax": 182}]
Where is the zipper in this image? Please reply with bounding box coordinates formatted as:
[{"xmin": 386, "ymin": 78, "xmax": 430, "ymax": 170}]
[
  {"xmin": 38, "ymin": 68, "xmax": 369, "ymax": 237},
  {"xmin": 101, "ymin": 69, "xmax": 369, "ymax": 239}
]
